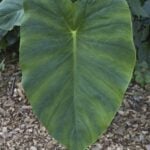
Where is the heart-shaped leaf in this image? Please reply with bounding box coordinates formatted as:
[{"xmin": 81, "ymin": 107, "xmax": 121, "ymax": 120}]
[{"xmin": 20, "ymin": 0, "xmax": 136, "ymax": 150}]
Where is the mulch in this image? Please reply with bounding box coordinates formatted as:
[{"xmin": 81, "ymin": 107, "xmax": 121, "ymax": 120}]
[{"xmin": 0, "ymin": 63, "xmax": 150, "ymax": 150}]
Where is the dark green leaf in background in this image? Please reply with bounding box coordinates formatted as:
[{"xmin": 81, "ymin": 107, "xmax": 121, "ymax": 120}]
[
  {"xmin": 126, "ymin": 0, "xmax": 148, "ymax": 17},
  {"xmin": 20, "ymin": 0, "xmax": 136, "ymax": 149},
  {"xmin": 143, "ymin": 0, "xmax": 150, "ymax": 17},
  {"xmin": 0, "ymin": 0, "xmax": 24, "ymax": 31}
]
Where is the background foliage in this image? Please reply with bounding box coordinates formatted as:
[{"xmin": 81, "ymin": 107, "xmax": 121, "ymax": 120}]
[
  {"xmin": 127, "ymin": 0, "xmax": 150, "ymax": 86},
  {"xmin": 0, "ymin": 0, "xmax": 23, "ymax": 70}
]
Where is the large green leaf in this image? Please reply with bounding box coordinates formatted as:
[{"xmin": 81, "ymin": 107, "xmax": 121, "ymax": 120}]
[
  {"xmin": 0, "ymin": 0, "xmax": 24, "ymax": 31},
  {"xmin": 20, "ymin": 0, "xmax": 136, "ymax": 150}
]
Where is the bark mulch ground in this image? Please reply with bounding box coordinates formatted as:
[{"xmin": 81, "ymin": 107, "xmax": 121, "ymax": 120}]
[{"xmin": 0, "ymin": 63, "xmax": 150, "ymax": 150}]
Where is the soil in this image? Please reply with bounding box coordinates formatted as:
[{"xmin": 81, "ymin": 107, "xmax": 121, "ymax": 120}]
[{"xmin": 0, "ymin": 62, "xmax": 150, "ymax": 150}]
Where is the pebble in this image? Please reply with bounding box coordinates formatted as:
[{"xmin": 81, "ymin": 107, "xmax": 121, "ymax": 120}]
[
  {"xmin": 22, "ymin": 105, "xmax": 32, "ymax": 109},
  {"xmin": 92, "ymin": 144, "xmax": 102, "ymax": 150},
  {"xmin": 30, "ymin": 146, "xmax": 37, "ymax": 150},
  {"xmin": 2, "ymin": 127, "xmax": 7, "ymax": 133},
  {"xmin": 146, "ymin": 145, "xmax": 150, "ymax": 150},
  {"xmin": 0, "ymin": 107, "xmax": 5, "ymax": 116}
]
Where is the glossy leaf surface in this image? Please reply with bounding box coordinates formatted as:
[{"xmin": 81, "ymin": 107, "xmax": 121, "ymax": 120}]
[{"xmin": 20, "ymin": 0, "xmax": 136, "ymax": 150}]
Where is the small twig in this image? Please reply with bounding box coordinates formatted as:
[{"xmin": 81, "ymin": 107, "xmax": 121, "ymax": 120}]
[{"xmin": 10, "ymin": 76, "xmax": 16, "ymax": 96}]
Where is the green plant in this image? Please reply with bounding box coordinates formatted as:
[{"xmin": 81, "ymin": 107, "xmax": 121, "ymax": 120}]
[
  {"xmin": 0, "ymin": 0, "xmax": 23, "ymax": 37},
  {"xmin": 0, "ymin": 27, "xmax": 20, "ymax": 51},
  {"xmin": 0, "ymin": 0, "xmax": 150, "ymax": 149},
  {"xmin": 0, "ymin": 0, "xmax": 23, "ymax": 65},
  {"xmin": 127, "ymin": 0, "xmax": 150, "ymax": 86},
  {"xmin": 20, "ymin": 0, "xmax": 135, "ymax": 150},
  {"xmin": 0, "ymin": 0, "xmax": 23, "ymax": 48}
]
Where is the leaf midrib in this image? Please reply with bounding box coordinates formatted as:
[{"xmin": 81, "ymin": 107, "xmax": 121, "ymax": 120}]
[{"xmin": 71, "ymin": 29, "xmax": 78, "ymax": 136}]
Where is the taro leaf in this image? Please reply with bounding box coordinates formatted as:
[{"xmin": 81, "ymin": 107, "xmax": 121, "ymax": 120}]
[
  {"xmin": 126, "ymin": 0, "xmax": 148, "ymax": 17},
  {"xmin": 143, "ymin": 0, "xmax": 150, "ymax": 17},
  {"xmin": 0, "ymin": 0, "xmax": 24, "ymax": 31},
  {"xmin": 20, "ymin": 0, "xmax": 136, "ymax": 149}
]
